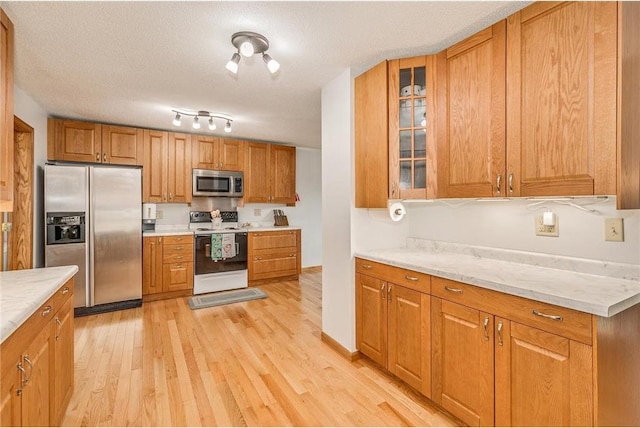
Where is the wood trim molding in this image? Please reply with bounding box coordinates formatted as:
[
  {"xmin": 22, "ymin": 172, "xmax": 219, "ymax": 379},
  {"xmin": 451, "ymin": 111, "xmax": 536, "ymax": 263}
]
[{"xmin": 321, "ymin": 331, "xmax": 361, "ymax": 362}]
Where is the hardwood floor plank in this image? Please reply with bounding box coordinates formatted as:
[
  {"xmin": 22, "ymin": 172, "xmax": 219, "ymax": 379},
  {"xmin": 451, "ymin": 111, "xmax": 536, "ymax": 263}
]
[{"xmin": 62, "ymin": 269, "xmax": 458, "ymax": 427}]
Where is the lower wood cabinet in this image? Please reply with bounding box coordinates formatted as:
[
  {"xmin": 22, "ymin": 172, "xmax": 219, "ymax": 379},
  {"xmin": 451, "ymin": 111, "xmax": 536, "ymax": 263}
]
[
  {"xmin": 0, "ymin": 278, "xmax": 74, "ymax": 427},
  {"xmin": 143, "ymin": 235, "xmax": 193, "ymax": 301},
  {"xmin": 355, "ymin": 258, "xmax": 640, "ymax": 427},
  {"xmin": 248, "ymin": 229, "xmax": 301, "ymax": 283},
  {"xmin": 355, "ymin": 258, "xmax": 431, "ymax": 397}
]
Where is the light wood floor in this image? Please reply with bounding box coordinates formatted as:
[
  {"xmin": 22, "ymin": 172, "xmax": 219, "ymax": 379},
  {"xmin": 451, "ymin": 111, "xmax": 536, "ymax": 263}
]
[{"xmin": 62, "ymin": 268, "xmax": 459, "ymax": 427}]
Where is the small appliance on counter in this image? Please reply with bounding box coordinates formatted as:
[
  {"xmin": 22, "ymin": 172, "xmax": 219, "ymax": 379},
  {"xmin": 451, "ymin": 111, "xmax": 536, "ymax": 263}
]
[{"xmin": 142, "ymin": 203, "xmax": 156, "ymax": 231}]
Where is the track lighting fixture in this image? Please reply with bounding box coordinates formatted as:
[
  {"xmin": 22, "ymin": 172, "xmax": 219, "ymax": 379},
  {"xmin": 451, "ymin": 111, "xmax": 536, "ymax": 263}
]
[
  {"xmin": 226, "ymin": 31, "xmax": 280, "ymax": 75},
  {"xmin": 171, "ymin": 110, "xmax": 233, "ymax": 133}
]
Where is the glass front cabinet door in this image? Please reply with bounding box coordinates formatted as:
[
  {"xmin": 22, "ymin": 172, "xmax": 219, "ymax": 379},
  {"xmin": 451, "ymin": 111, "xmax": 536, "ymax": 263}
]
[{"xmin": 388, "ymin": 56, "xmax": 436, "ymax": 200}]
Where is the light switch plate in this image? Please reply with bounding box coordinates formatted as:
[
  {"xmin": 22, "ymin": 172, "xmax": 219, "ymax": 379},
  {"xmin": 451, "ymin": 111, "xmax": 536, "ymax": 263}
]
[
  {"xmin": 535, "ymin": 215, "xmax": 559, "ymax": 237},
  {"xmin": 604, "ymin": 218, "xmax": 624, "ymax": 242},
  {"xmin": 254, "ymin": 208, "xmax": 261, "ymax": 216},
  {"xmin": 156, "ymin": 209, "xmax": 163, "ymax": 220}
]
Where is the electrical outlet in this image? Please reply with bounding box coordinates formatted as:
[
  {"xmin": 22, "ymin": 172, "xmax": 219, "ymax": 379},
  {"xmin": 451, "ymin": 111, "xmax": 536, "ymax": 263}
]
[
  {"xmin": 604, "ymin": 218, "xmax": 624, "ymax": 242},
  {"xmin": 156, "ymin": 209, "xmax": 163, "ymax": 220},
  {"xmin": 535, "ymin": 215, "xmax": 559, "ymax": 237},
  {"xmin": 254, "ymin": 209, "xmax": 261, "ymax": 216}
]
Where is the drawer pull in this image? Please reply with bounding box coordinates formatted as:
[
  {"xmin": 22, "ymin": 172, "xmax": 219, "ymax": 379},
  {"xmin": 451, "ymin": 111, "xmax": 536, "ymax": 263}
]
[
  {"xmin": 289, "ymin": 254, "xmax": 295, "ymax": 257},
  {"xmin": 404, "ymin": 275, "xmax": 418, "ymax": 281},
  {"xmin": 381, "ymin": 283, "xmax": 386, "ymax": 300},
  {"xmin": 483, "ymin": 317, "xmax": 490, "ymax": 341},
  {"xmin": 497, "ymin": 321, "xmax": 503, "ymax": 346},
  {"xmin": 174, "ymin": 246, "xmax": 183, "ymax": 250},
  {"xmin": 361, "ymin": 264, "xmax": 372, "ymax": 269},
  {"xmin": 532, "ymin": 309, "xmax": 563, "ymax": 321},
  {"xmin": 444, "ymin": 286, "xmax": 463, "ymax": 294},
  {"xmin": 62, "ymin": 287, "xmax": 70, "ymax": 295},
  {"xmin": 41, "ymin": 305, "xmax": 52, "ymax": 317},
  {"xmin": 175, "ymin": 256, "xmax": 183, "ymax": 259}
]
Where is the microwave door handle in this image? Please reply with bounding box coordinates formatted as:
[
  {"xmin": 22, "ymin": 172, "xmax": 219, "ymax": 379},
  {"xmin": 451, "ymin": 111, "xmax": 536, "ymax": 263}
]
[{"xmin": 236, "ymin": 243, "xmax": 239, "ymax": 254}]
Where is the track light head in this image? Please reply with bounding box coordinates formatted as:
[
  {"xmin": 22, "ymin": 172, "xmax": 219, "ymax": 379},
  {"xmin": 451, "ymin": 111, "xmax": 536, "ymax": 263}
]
[
  {"xmin": 208, "ymin": 117, "xmax": 216, "ymax": 131},
  {"xmin": 225, "ymin": 52, "xmax": 240, "ymax": 74},
  {"xmin": 192, "ymin": 116, "xmax": 201, "ymax": 129},
  {"xmin": 262, "ymin": 53, "xmax": 280, "ymax": 74},
  {"xmin": 224, "ymin": 120, "xmax": 232, "ymax": 133},
  {"xmin": 172, "ymin": 112, "xmax": 181, "ymax": 127}
]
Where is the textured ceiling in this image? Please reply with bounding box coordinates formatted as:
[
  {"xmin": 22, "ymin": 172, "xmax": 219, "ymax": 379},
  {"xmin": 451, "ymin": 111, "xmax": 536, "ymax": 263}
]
[{"xmin": 2, "ymin": 1, "xmax": 530, "ymax": 149}]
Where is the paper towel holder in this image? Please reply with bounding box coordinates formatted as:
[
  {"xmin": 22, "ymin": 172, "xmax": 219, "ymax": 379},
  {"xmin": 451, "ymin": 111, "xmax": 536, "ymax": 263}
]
[{"xmin": 388, "ymin": 202, "xmax": 406, "ymax": 222}]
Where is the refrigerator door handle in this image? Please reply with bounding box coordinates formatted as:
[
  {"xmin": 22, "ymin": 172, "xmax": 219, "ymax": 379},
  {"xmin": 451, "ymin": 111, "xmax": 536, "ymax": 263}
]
[{"xmin": 88, "ymin": 167, "xmax": 95, "ymax": 307}]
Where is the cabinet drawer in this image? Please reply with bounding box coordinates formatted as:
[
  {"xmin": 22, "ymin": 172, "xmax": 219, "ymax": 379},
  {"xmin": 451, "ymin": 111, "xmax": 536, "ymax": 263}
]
[
  {"xmin": 162, "ymin": 235, "xmax": 193, "ymax": 245},
  {"xmin": 356, "ymin": 258, "xmax": 430, "ymax": 293},
  {"xmin": 251, "ymin": 230, "xmax": 298, "ymax": 250},
  {"xmin": 163, "ymin": 251, "xmax": 192, "ymax": 263},
  {"xmin": 251, "ymin": 252, "xmax": 298, "ymax": 280},
  {"xmin": 53, "ymin": 279, "xmax": 74, "ymax": 309},
  {"xmin": 163, "ymin": 244, "xmax": 192, "ymax": 256},
  {"xmin": 432, "ymin": 277, "xmax": 592, "ymax": 344}
]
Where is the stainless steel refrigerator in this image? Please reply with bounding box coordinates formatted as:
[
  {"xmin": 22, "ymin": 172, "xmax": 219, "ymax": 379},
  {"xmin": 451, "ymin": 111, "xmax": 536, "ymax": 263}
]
[{"xmin": 45, "ymin": 164, "xmax": 142, "ymax": 315}]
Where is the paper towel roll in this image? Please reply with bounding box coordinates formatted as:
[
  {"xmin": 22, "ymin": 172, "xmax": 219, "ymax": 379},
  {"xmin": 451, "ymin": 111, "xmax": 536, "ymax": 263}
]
[{"xmin": 388, "ymin": 202, "xmax": 406, "ymax": 222}]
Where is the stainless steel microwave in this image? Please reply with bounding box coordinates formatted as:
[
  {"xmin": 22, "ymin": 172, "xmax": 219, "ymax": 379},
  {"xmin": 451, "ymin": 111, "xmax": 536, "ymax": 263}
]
[{"xmin": 192, "ymin": 169, "xmax": 244, "ymax": 197}]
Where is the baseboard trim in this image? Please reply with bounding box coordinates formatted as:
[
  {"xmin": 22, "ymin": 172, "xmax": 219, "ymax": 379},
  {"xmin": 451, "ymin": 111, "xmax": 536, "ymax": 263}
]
[
  {"xmin": 302, "ymin": 266, "xmax": 322, "ymax": 273},
  {"xmin": 321, "ymin": 331, "xmax": 361, "ymax": 362}
]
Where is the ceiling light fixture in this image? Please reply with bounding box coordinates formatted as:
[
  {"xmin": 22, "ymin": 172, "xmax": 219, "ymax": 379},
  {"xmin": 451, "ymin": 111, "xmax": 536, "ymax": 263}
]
[
  {"xmin": 171, "ymin": 110, "xmax": 233, "ymax": 133},
  {"xmin": 226, "ymin": 31, "xmax": 280, "ymax": 75}
]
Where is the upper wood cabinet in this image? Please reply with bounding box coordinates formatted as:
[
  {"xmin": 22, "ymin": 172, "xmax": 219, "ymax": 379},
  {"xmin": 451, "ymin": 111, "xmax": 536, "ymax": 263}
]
[
  {"xmin": 617, "ymin": 2, "xmax": 640, "ymax": 209},
  {"xmin": 47, "ymin": 118, "xmax": 144, "ymax": 166},
  {"xmin": 245, "ymin": 142, "xmax": 296, "ymax": 204},
  {"xmin": 436, "ymin": 22, "xmax": 506, "ymax": 198},
  {"xmin": 101, "ymin": 125, "xmax": 144, "ymax": 165},
  {"xmin": 143, "ymin": 130, "xmax": 191, "ymax": 203},
  {"xmin": 355, "ymin": 61, "xmax": 389, "ymax": 208},
  {"xmin": 192, "ymin": 136, "xmax": 244, "ymax": 171},
  {"xmin": 506, "ymin": 2, "xmax": 617, "ymax": 197},
  {"xmin": 388, "ymin": 55, "xmax": 437, "ymax": 200},
  {"xmin": 0, "ymin": 8, "xmax": 14, "ymax": 212}
]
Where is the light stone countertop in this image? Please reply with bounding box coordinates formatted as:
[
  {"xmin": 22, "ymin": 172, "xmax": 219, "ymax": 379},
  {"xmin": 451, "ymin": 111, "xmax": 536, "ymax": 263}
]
[
  {"xmin": 143, "ymin": 225, "xmax": 301, "ymax": 237},
  {"xmin": 0, "ymin": 265, "xmax": 79, "ymax": 344},
  {"xmin": 355, "ymin": 241, "xmax": 640, "ymax": 318}
]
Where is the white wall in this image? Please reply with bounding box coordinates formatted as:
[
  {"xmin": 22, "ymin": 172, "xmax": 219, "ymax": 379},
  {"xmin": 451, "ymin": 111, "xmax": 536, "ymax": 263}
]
[
  {"xmin": 321, "ymin": 69, "xmax": 355, "ymax": 350},
  {"xmin": 13, "ymin": 86, "xmax": 49, "ymax": 268},
  {"xmin": 404, "ymin": 198, "xmax": 640, "ymax": 265}
]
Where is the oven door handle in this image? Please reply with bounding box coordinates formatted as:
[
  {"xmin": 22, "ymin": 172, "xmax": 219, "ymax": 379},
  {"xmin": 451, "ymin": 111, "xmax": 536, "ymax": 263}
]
[{"xmin": 205, "ymin": 243, "xmax": 211, "ymax": 258}]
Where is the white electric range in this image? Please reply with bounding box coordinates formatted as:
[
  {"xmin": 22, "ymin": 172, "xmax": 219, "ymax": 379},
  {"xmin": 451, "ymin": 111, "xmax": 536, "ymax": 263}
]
[{"xmin": 189, "ymin": 211, "xmax": 248, "ymax": 295}]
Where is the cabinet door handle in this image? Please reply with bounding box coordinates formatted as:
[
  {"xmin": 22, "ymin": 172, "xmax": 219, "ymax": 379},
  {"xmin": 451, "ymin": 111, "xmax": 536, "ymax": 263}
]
[
  {"xmin": 388, "ymin": 285, "xmax": 392, "ymax": 302},
  {"xmin": 96, "ymin": 152, "xmax": 100, "ymax": 162},
  {"xmin": 496, "ymin": 174, "xmax": 502, "ymax": 195},
  {"xmin": 56, "ymin": 317, "xmax": 63, "ymax": 340},
  {"xmin": 508, "ymin": 173, "xmax": 514, "ymax": 195},
  {"xmin": 169, "ymin": 192, "xmax": 173, "ymax": 201},
  {"xmin": 62, "ymin": 286, "xmax": 70, "ymax": 295},
  {"xmin": 497, "ymin": 321, "xmax": 503, "ymax": 346},
  {"xmin": 163, "ymin": 193, "xmax": 167, "ymax": 202},
  {"xmin": 17, "ymin": 363, "xmax": 27, "ymax": 387},
  {"xmin": 532, "ymin": 309, "xmax": 563, "ymax": 321},
  {"xmin": 41, "ymin": 305, "xmax": 52, "ymax": 317},
  {"xmin": 404, "ymin": 275, "xmax": 418, "ymax": 281},
  {"xmin": 391, "ymin": 181, "xmax": 396, "ymax": 198},
  {"xmin": 444, "ymin": 286, "xmax": 463, "ymax": 294},
  {"xmin": 23, "ymin": 356, "xmax": 33, "ymax": 386},
  {"xmin": 361, "ymin": 264, "xmax": 372, "ymax": 269},
  {"xmin": 381, "ymin": 283, "xmax": 386, "ymax": 300},
  {"xmin": 483, "ymin": 317, "xmax": 490, "ymax": 341},
  {"xmin": 103, "ymin": 153, "xmax": 107, "ymax": 163}
]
